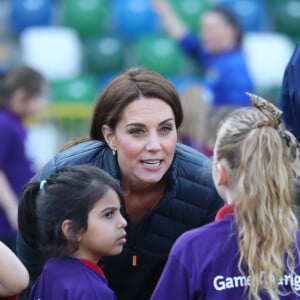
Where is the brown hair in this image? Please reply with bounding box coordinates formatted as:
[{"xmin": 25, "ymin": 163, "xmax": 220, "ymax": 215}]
[
  {"xmin": 90, "ymin": 67, "xmax": 183, "ymax": 142},
  {"xmin": 0, "ymin": 65, "xmax": 45, "ymax": 107}
]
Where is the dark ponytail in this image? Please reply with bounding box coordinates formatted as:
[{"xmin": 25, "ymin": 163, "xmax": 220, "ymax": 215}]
[{"xmin": 18, "ymin": 182, "xmax": 40, "ymax": 248}]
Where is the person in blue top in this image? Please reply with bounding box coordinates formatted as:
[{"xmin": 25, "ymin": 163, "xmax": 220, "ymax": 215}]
[
  {"xmin": 18, "ymin": 165, "xmax": 127, "ymax": 300},
  {"xmin": 151, "ymin": 93, "xmax": 300, "ymax": 300},
  {"xmin": 279, "ymin": 42, "xmax": 300, "ymax": 142},
  {"xmin": 153, "ymin": 0, "xmax": 253, "ymax": 107}
]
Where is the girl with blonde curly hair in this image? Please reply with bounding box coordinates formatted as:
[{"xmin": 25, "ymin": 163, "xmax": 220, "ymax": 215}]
[{"xmin": 152, "ymin": 93, "xmax": 300, "ymax": 300}]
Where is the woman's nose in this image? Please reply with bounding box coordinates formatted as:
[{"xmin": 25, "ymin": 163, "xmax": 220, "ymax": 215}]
[{"xmin": 146, "ymin": 134, "xmax": 161, "ymax": 151}]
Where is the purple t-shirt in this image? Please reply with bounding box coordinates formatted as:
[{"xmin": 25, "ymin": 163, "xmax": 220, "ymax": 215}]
[
  {"xmin": 0, "ymin": 108, "xmax": 35, "ymax": 237},
  {"xmin": 30, "ymin": 257, "xmax": 117, "ymax": 300},
  {"xmin": 151, "ymin": 216, "xmax": 300, "ymax": 299}
]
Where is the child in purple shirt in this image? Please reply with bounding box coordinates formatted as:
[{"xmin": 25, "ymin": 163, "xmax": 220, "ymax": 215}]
[
  {"xmin": 18, "ymin": 165, "xmax": 127, "ymax": 300},
  {"xmin": 0, "ymin": 66, "xmax": 45, "ymax": 250},
  {"xmin": 152, "ymin": 93, "xmax": 300, "ymax": 299}
]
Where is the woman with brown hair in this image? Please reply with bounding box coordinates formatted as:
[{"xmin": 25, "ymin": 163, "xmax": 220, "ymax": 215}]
[{"xmin": 17, "ymin": 67, "xmax": 223, "ymax": 300}]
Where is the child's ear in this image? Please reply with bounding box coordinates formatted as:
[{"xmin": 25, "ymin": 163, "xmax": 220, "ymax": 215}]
[
  {"xmin": 216, "ymin": 162, "xmax": 229, "ymax": 186},
  {"xmin": 61, "ymin": 219, "xmax": 82, "ymax": 242}
]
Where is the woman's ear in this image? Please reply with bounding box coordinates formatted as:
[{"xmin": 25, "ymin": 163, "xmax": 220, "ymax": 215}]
[
  {"xmin": 61, "ymin": 219, "xmax": 81, "ymax": 241},
  {"xmin": 216, "ymin": 162, "xmax": 229, "ymax": 186},
  {"xmin": 102, "ymin": 125, "xmax": 117, "ymax": 151}
]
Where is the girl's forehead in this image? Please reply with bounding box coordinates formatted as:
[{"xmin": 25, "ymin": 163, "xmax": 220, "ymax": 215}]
[{"xmin": 92, "ymin": 189, "xmax": 121, "ymax": 209}]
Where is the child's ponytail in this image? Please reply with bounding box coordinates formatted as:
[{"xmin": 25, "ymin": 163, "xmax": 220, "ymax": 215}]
[{"xmin": 18, "ymin": 182, "xmax": 41, "ymax": 248}]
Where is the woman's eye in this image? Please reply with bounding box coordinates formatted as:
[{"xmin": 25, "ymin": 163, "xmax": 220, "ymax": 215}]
[
  {"xmin": 160, "ymin": 126, "xmax": 172, "ymax": 134},
  {"xmin": 129, "ymin": 128, "xmax": 144, "ymax": 136}
]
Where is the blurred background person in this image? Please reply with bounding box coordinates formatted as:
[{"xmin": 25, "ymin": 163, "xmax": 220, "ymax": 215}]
[
  {"xmin": 152, "ymin": 0, "xmax": 254, "ymax": 107},
  {"xmin": 279, "ymin": 41, "xmax": 300, "ymax": 142},
  {"xmin": 178, "ymin": 85, "xmax": 236, "ymax": 157},
  {"xmin": 0, "ymin": 65, "xmax": 45, "ymax": 251},
  {"xmin": 278, "ymin": 41, "xmax": 300, "ymax": 223},
  {"xmin": 178, "ymin": 85, "xmax": 212, "ymax": 154}
]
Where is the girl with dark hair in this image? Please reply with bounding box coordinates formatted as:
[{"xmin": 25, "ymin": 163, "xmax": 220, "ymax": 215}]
[
  {"xmin": 0, "ymin": 65, "xmax": 45, "ymax": 251},
  {"xmin": 18, "ymin": 165, "xmax": 127, "ymax": 300},
  {"xmin": 153, "ymin": 0, "xmax": 253, "ymax": 107}
]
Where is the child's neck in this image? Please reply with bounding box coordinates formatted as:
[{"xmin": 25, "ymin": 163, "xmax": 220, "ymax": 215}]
[
  {"xmin": 77, "ymin": 258, "xmax": 105, "ymax": 278},
  {"xmin": 71, "ymin": 251, "xmax": 101, "ymax": 265}
]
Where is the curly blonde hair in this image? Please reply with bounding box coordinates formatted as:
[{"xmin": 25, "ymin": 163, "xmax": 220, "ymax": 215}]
[{"xmin": 215, "ymin": 107, "xmax": 299, "ymax": 300}]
